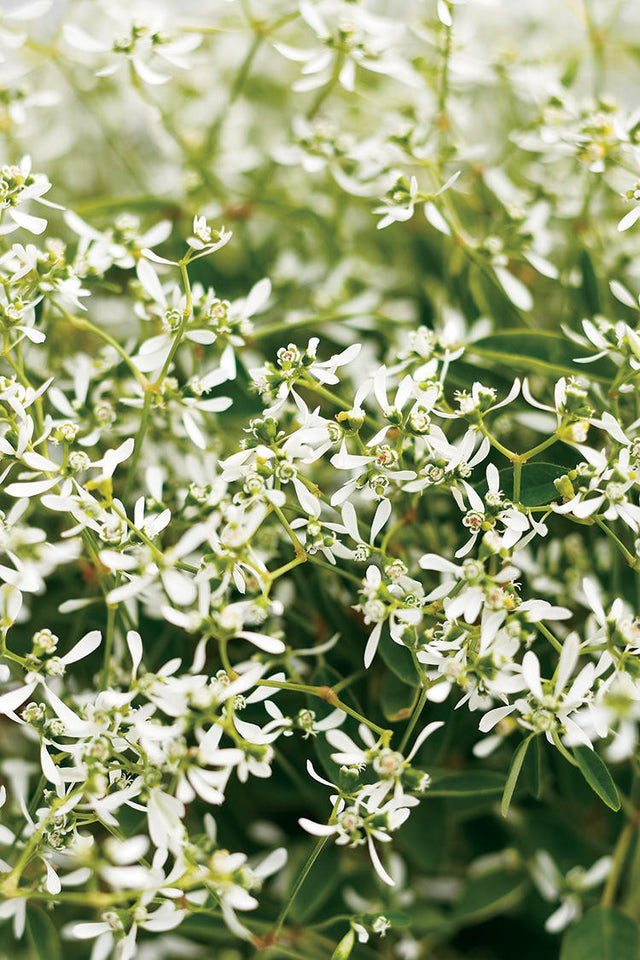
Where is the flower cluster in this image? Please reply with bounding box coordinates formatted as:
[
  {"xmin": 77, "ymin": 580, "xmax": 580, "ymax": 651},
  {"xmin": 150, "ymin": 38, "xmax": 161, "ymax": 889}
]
[{"xmin": 1, "ymin": 1, "xmax": 640, "ymax": 959}]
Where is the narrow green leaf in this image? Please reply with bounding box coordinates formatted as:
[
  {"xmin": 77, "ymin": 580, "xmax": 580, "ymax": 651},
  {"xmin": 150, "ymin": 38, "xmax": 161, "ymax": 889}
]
[
  {"xmin": 560, "ymin": 907, "xmax": 639, "ymax": 960},
  {"xmin": 452, "ymin": 868, "xmax": 529, "ymax": 924},
  {"xmin": 470, "ymin": 331, "xmax": 612, "ymax": 383},
  {"xmin": 501, "ymin": 735, "xmax": 534, "ymax": 817},
  {"xmin": 331, "ymin": 928, "xmax": 355, "ymax": 960},
  {"xmin": 572, "ymin": 746, "xmax": 621, "ymax": 811},
  {"xmin": 27, "ymin": 905, "xmax": 62, "ymax": 960},
  {"xmin": 427, "ymin": 770, "xmax": 505, "ymax": 797}
]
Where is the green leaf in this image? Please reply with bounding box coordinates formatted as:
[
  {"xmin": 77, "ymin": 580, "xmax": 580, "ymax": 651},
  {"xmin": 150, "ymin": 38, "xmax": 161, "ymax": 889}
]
[
  {"xmin": 396, "ymin": 798, "xmax": 448, "ymax": 871},
  {"xmin": 287, "ymin": 847, "xmax": 340, "ymax": 924},
  {"xmin": 452, "ymin": 868, "xmax": 529, "ymax": 925},
  {"xmin": 331, "ymin": 928, "xmax": 355, "ymax": 960},
  {"xmin": 475, "ymin": 462, "xmax": 568, "ymax": 507},
  {"xmin": 572, "ymin": 746, "xmax": 621, "ymax": 811},
  {"xmin": 380, "ymin": 669, "xmax": 419, "ymax": 722},
  {"xmin": 501, "ymin": 734, "xmax": 534, "ymax": 817},
  {"xmin": 560, "ymin": 908, "xmax": 640, "ymax": 960},
  {"xmin": 470, "ymin": 331, "xmax": 612, "ymax": 383},
  {"xmin": 378, "ymin": 629, "xmax": 420, "ymax": 685},
  {"xmin": 26, "ymin": 905, "xmax": 62, "ymax": 960},
  {"xmin": 427, "ymin": 769, "xmax": 505, "ymax": 797}
]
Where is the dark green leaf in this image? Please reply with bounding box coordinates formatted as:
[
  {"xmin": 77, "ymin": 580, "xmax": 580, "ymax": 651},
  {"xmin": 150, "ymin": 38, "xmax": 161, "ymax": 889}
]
[
  {"xmin": 452, "ymin": 868, "xmax": 529, "ymax": 924},
  {"xmin": 396, "ymin": 798, "xmax": 448, "ymax": 871},
  {"xmin": 572, "ymin": 746, "xmax": 621, "ymax": 811},
  {"xmin": 560, "ymin": 908, "xmax": 640, "ymax": 960},
  {"xmin": 26, "ymin": 905, "xmax": 62, "ymax": 960},
  {"xmin": 287, "ymin": 846, "xmax": 341, "ymax": 924},
  {"xmin": 475, "ymin": 461, "xmax": 568, "ymax": 507},
  {"xmin": 501, "ymin": 734, "xmax": 534, "ymax": 817},
  {"xmin": 380, "ymin": 669, "xmax": 419, "ymax": 722},
  {"xmin": 427, "ymin": 769, "xmax": 505, "ymax": 797},
  {"xmin": 378, "ymin": 629, "xmax": 420, "ymax": 685}
]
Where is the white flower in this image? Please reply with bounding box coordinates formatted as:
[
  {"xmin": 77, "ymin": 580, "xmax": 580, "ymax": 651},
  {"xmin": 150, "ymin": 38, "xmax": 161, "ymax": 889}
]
[
  {"xmin": 531, "ymin": 851, "xmax": 611, "ymax": 932},
  {"xmin": 64, "ymin": 16, "xmax": 201, "ymax": 86},
  {"xmin": 0, "ymin": 157, "xmax": 61, "ymax": 236}
]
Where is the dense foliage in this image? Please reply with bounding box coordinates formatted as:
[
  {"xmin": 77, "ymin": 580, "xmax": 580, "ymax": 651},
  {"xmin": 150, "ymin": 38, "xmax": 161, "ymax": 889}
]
[{"xmin": 1, "ymin": 1, "xmax": 640, "ymax": 958}]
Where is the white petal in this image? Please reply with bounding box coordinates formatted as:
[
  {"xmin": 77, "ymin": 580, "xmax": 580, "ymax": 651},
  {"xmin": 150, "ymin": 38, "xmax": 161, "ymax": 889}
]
[
  {"xmin": 618, "ymin": 206, "xmax": 640, "ymax": 232},
  {"xmin": 367, "ymin": 835, "xmax": 394, "ymax": 886},
  {"xmin": 298, "ymin": 818, "xmax": 336, "ymax": 837},
  {"xmin": 522, "ymin": 651, "xmax": 544, "ymax": 701},
  {"xmin": 61, "ymin": 629, "xmax": 101, "ymax": 664},
  {"xmin": 370, "ymin": 498, "xmax": 391, "ymax": 543},
  {"xmin": 364, "ymin": 621, "xmax": 383, "ymax": 669}
]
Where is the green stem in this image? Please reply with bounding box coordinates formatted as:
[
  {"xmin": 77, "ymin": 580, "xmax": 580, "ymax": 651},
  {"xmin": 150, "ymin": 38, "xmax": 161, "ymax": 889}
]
[
  {"xmin": 271, "ymin": 832, "xmax": 332, "ymax": 939},
  {"xmin": 272, "ymin": 503, "xmax": 307, "ymax": 559},
  {"xmin": 256, "ymin": 678, "xmax": 391, "ymax": 738},
  {"xmin": 306, "ymin": 53, "xmax": 344, "ymax": 121},
  {"xmin": 583, "ymin": 0, "xmax": 605, "ymax": 100},
  {"xmin": 399, "ymin": 686, "xmax": 428, "ymax": 754},
  {"xmin": 59, "ymin": 306, "xmax": 149, "ymax": 388},
  {"xmin": 596, "ymin": 517, "xmax": 637, "ymax": 568},
  {"xmin": 124, "ymin": 259, "xmax": 192, "ymax": 497},
  {"xmin": 519, "ymin": 433, "xmax": 560, "ymax": 461},
  {"xmin": 477, "ymin": 423, "xmax": 518, "ymax": 461},
  {"xmin": 438, "ymin": 17, "xmax": 453, "ymax": 139},
  {"xmin": 267, "ymin": 555, "xmax": 307, "ymax": 583},
  {"xmin": 306, "ymin": 555, "xmax": 362, "ymax": 586},
  {"xmin": 551, "ymin": 729, "xmax": 578, "ymax": 766},
  {"xmin": 219, "ymin": 636, "xmax": 233, "ymax": 675},
  {"xmin": 205, "ymin": 33, "xmax": 263, "ymax": 151},
  {"xmin": 537, "ymin": 622, "xmax": 563, "ymax": 654},
  {"xmin": 123, "ymin": 389, "xmax": 153, "ymax": 499},
  {"xmin": 101, "ymin": 603, "xmax": 117, "ymax": 688},
  {"xmin": 513, "ymin": 460, "xmax": 522, "ymax": 503},
  {"xmin": 602, "ymin": 819, "xmax": 636, "ymax": 907},
  {"xmin": 253, "ymin": 312, "xmax": 359, "ymax": 341}
]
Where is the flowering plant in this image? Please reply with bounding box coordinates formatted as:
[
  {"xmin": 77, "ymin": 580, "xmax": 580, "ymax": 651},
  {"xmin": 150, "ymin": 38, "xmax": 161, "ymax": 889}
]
[{"xmin": 1, "ymin": 2, "xmax": 640, "ymax": 959}]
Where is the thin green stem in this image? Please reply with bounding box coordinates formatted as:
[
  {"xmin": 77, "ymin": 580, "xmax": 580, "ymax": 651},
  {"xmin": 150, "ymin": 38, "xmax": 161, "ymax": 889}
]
[
  {"xmin": 584, "ymin": 0, "xmax": 605, "ymax": 100},
  {"xmin": 124, "ymin": 259, "xmax": 192, "ymax": 497},
  {"xmin": 101, "ymin": 603, "xmax": 117, "ymax": 688},
  {"xmin": 205, "ymin": 33, "xmax": 263, "ymax": 151},
  {"xmin": 58, "ymin": 306, "xmax": 149, "ymax": 388},
  {"xmin": 537, "ymin": 622, "xmax": 563, "ymax": 654},
  {"xmin": 519, "ymin": 433, "xmax": 560, "ymax": 461},
  {"xmin": 306, "ymin": 53, "xmax": 344, "ymax": 121},
  {"xmin": 256, "ymin": 678, "xmax": 391, "ymax": 738},
  {"xmin": 267, "ymin": 555, "xmax": 307, "ymax": 583},
  {"xmin": 596, "ymin": 517, "xmax": 637, "ymax": 568},
  {"xmin": 602, "ymin": 819, "xmax": 636, "ymax": 907},
  {"xmin": 272, "ymin": 503, "xmax": 307, "ymax": 559},
  {"xmin": 123, "ymin": 389, "xmax": 153, "ymax": 499},
  {"xmin": 513, "ymin": 460, "xmax": 522, "ymax": 502},
  {"xmin": 270, "ymin": 820, "xmax": 335, "ymax": 940},
  {"xmin": 551, "ymin": 730, "xmax": 578, "ymax": 766},
  {"xmin": 437, "ymin": 18, "xmax": 453, "ymax": 139},
  {"xmin": 399, "ymin": 687, "xmax": 428, "ymax": 754},
  {"xmin": 477, "ymin": 423, "xmax": 518, "ymax": 461}
]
